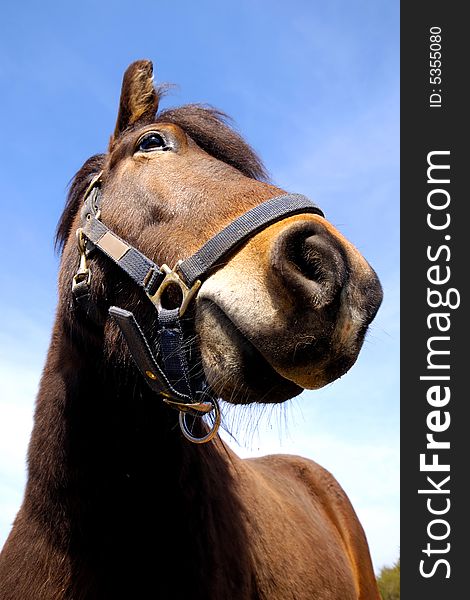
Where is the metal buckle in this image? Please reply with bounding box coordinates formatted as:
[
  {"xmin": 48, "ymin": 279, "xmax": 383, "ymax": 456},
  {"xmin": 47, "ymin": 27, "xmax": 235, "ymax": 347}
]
[
  {"xmin": 162, "ymin": 398, "xmax": 214, "ymax": 414},
  {"xmin": 72, "ymin": 269, "xmax": 91, "ymax": 289},
  {"xmin": 82, "ymin": 171, "xmax": 103, "ymax": 221},
  {"xmin": 147, "ymin": 261, "xmax": 201, "ymax": 316},
  {"xmin": 72, "ymin": 228, "xmax": 91, "ymax": 291}
]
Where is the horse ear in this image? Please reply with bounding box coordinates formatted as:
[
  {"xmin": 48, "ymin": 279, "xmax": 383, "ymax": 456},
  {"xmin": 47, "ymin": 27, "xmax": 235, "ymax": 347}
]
[{"xmin": 110, "ymin": 60, "xmax": 159, "ymax": 148}]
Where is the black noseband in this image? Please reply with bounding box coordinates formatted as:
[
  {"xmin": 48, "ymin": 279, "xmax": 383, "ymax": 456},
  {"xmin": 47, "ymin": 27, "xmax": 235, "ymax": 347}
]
[{"xmin": 72, "ymin": 172, "xmax": 324, "ymax": 442}]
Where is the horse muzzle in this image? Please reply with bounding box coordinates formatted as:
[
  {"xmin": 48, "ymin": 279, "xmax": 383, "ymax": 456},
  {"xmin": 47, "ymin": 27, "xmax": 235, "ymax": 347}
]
[{"xmin": 196, "ymin": 214, "xmax": 383, "ymax": 399}]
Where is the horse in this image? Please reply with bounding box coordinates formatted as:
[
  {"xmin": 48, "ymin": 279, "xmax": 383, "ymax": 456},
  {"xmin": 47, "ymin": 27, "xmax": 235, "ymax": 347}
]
[{"xmin": 0, "ymin": 60, "xmax": 383, "ymax": 599}]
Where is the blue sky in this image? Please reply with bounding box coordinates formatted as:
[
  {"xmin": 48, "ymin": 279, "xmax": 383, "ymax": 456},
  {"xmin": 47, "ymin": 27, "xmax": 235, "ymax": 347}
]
[{"xmin": 0, "ymin": 0, "xmax": 399, "ymax": 571}]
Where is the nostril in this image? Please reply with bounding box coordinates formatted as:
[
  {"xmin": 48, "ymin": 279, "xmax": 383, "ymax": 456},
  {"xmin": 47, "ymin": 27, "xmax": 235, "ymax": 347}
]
[
  {"xmin": 272, "ymin": 221, "xmax": 348, "ymax": 305},
  {"xmin": 287, "ymin": 234, "xmax": 332, "ymax": 285}
]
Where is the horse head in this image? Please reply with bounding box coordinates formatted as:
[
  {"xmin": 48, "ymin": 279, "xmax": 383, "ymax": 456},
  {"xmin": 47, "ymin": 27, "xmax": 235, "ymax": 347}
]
[{"xmin": 57, "ymin": 59, "xmax": 382, "ymax": 413}]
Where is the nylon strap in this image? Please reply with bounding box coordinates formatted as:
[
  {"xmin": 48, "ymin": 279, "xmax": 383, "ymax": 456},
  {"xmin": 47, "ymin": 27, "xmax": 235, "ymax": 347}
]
[
  {"xmin": 108, "ymin": 306, "xmax": 193, "ymax": 402},
  {"xmin": 157, "ymin": 308, "xmax": 193, "ymax": 398},
  {"xmin": 178, "ymin": 193, "xmax": 324, "ymax": 287},
  {"xmin": 83, "ymin": 215, "xmax": 164, "ymax": 296},
  {"xmin": 80, "ymin": 190, "xmax": 323, "ymax": 292},
  {"xmin": 109, "ymin": 306, "xmax": 213, "ymax": 416}
]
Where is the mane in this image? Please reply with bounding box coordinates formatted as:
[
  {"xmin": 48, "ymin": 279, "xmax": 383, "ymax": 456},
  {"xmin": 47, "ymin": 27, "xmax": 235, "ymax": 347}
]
[
  {"xmin": 55, "ymin": 102, "xmax": 268, "ymax": 251},
  {"xmin": 156, "ymin": 104, "xmax": 268, "ymax": 181},
  {"xmin": 55, "ymin": 154, "xmax": 106, "ymax": 251}
]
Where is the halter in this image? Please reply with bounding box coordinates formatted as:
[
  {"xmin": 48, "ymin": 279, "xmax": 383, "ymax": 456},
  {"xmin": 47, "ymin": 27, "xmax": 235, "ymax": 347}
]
[{"xmin": 72, "ymin": 172, "xmax": 324, "ymax": 443}]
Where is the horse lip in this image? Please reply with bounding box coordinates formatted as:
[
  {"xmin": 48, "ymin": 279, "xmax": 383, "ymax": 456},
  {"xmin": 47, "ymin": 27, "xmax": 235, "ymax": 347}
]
[
  {"xmin": 199, "ymin": 298, "xmax": 368, "ymax": 393},
  {"xmin": 200, "ymin": 300, "xmax": 303, "ymax": 401}
]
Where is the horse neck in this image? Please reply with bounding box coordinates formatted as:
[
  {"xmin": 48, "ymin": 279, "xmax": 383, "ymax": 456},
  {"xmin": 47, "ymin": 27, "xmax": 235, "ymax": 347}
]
[{"xmin": 23, "ymin": 319, "xmax": 252, "ymax": 596}]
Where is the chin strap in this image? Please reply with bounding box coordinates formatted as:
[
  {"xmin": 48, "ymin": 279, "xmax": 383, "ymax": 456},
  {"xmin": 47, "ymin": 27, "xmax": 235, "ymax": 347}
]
[
  {"xmin": 71, "ymin": 172, "xmax": 324, "ymax": 443},
  {"xmin": 108, "ymin": 306, "xmax": 220, "ymax": 444}
]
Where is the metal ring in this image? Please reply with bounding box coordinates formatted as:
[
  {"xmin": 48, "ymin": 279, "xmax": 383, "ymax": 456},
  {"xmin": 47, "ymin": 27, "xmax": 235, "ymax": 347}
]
[
  {"xmin": 147, "ymin": 263, "xmax": 201, "ymax": 317},
  {"xmin": 178, "ymin": 397, "xmax": 221, "ymax": 444}
]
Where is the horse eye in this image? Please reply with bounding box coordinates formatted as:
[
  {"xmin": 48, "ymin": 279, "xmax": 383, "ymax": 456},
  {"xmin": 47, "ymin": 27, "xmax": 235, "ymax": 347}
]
[{"xmin": 137, "ymin": 132, "xmax": 167, "ymax": 152}]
